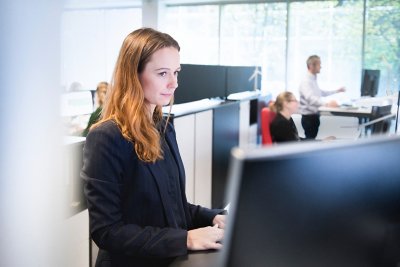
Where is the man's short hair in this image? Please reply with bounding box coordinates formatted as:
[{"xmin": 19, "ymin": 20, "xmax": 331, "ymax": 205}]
[{"xmin": 306, "ymin": 55, "xmax": 320, "ymax": 69}]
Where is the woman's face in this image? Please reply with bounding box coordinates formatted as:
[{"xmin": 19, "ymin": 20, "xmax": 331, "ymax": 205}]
[
  {"xmin": 285, "ymin": 96, "xmax": 299, "ymax": 115},
  {"xmin": 139, "ymin": 47, "xmax": 181, "ymax": 113},
  {"xmin": 97, "ymin": 85, "xmax": 107, "ymax": 106}
]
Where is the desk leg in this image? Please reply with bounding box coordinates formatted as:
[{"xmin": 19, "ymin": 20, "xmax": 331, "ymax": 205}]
[{"xmin": 358, "ymin": 117, "xmax": 370, "ymax": 137}]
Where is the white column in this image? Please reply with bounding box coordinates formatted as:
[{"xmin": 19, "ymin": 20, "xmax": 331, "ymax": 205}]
[
  {"xmin": 142, "ymin": 0, "xmax": 160, "ymax": 29},
  {"xmin": 0, "ymin": 1, "xmax": 66, "ymax": 266}
]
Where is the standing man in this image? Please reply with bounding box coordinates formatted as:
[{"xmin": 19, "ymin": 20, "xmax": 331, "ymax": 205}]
[{"xmin": 299, "ymin": 55, "xmax": 346, "ymax": 139}]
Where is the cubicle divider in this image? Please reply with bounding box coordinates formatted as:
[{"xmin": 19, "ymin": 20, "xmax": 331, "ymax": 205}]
[
  {"xmin": 212, "ymin": 102, "xmax": 240, "ymax": 208},
  {"xmin": 169, "ymin": 95, "xmax": 271, "ymax": 209},
  {"xmin": 174, "ymin": 64, "xmax": 261, "ymax": 104},
  {"xmin": 174, "ymin": 64, "xmax": 269, "ymax": 208},
  {"xmin": 168, "ymin": 64, "xmax": 269, "ymax": 208},
  {"xmin": 226, "ymin": 65, "xmax": 261, "ymax": 95}
]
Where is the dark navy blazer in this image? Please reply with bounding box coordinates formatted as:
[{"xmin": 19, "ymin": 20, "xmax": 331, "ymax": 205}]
[{"xmin": 81, "ymin": 120, "xmax": 222, "ymax": 267}]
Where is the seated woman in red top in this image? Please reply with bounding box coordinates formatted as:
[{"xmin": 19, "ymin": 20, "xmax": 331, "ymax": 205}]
[{"xmin": 270, "ymin": 91, "xmax": 304, "ymax": 143}]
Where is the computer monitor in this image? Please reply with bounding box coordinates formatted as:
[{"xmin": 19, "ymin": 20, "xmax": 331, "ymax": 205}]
[
  {"xmin": 220, "ymin": 136, "xmax": 400, "ymax": 267},
  {"xmin": 370, "ymin": 105, "xmax": 393, "ymax": 134},
  {"xmin": 174, "ymin": 64, "xmax": 226, "ymax": 104},
  {"xmin": 361, "ymin": 69, "xmax": 380, "ymax": 97}
]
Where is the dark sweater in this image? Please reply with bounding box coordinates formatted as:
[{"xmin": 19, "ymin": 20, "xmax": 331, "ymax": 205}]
[
  {"xmin": 82, "ymin": 107, "xmax": 102, "ymax": 137},
  {"xmin": 270, "ymin": 112, "xmax": 301, "ymax": 143}
]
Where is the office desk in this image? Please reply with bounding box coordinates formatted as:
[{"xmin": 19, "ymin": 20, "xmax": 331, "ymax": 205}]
[
  {"xmin": 169, "ymin": 250, "xmax": 220, "ymax": 267},
  {"xmin": 319, "ymin": 95, "xmax": 397, "ymax": 117},
  {"xmin": 319, "ymin": 106, "xmax": 372, "ymax": 118}
]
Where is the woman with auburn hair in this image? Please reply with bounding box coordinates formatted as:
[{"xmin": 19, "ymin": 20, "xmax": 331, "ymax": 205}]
[
  {"xmin": 81, "ymin": 28, "xmax": 226, "ymax": 267},
  {"xmin": 269, "ymin": 91, "xmax": 304, "ymax": 143}
]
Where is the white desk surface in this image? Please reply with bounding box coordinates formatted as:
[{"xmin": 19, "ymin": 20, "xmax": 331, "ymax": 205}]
[
  {"xmin": 63, "ymin": 135, "xmax": 86, "ymax": 145},
  {"xmin": 319, "ymin": 106, "xmax": 372, "ymax": 115},
  {"xmin": 353, "ymin": 95, "xmax": 397, "ymax": 106},
  {"xmin": 162, "ymin": 91, "xmax": 265, "ymax": 117},
  {"xmin": 162, "ymin": 98, "xmax": 225, "ymax": 117},
  {"xmin": 226, "ymin": 90, "xmax": 261, "ymax": 100},
  {"xmin": 319, "ymin": 95, "xmax": 398, "ymax": 116}
]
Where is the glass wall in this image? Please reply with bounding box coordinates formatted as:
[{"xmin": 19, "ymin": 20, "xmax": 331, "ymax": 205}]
[
  {"xmin": 220, "ymin": 3, "xmax": 287, "ymax": 95},
  {"xmin": 162, "ymin": 0, "xmax": 400, "ymax": 99},
  {"xmin": 287, "ymin": 1, "xmax": 364, "ymax": 99},
  {"xmin": 162, "ymin": 5, "xmax": 220, "ymax": 64},
  {"xmin": 364, "ymin": 0, "xmax": 400, "ymax": 95},
  {"xmin": 60, "ymin": 2, "xmax": 142, "ymax": 135},
  {"xmin": 61, "ymin": 6, "xmax": 141, "ymax": 91}
]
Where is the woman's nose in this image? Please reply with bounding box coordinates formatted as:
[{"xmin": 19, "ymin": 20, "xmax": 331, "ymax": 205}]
[{"xmin": 168, "ymin": 74, "xmax": 178, "ymax": 89}]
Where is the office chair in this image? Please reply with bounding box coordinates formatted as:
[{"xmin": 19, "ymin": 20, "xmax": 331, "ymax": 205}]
[
  {"xmin": 370, "ymin": 105, "xmax": 393, "ymax": 134},
  {"xmin": 261, "ymin": 107, "xmax": 276, "ymax": 145}
]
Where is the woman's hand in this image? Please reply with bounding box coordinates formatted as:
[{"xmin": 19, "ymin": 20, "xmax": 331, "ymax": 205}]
[
  {"xmin": 187, "ymin": 224, "xmax": 224, "ymax": 250},
  {"xmin": 212, "ymin": 214, "xmax": 226, "ymax": 229}
]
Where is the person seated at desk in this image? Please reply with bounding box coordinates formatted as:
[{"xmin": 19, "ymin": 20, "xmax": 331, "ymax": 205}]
[
  {"xmin": 82, "ymin": 81, "xmax": 109, "ymax": 137},
  {"xmin": 299, "ymin": 55, "xmax": 346, "ymax": 139},
  {"xmin": 270, "ymin": 91, "xmax": 336, "ymax": 143},
  {"xmin": 270, "ymin": 91, "xmax": 305, "ymax": 143}
]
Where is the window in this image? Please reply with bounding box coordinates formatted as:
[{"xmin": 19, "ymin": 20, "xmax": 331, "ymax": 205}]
[
  {"xmin": 61, "ymin": 7, "xmax": 141, "ymax": 91},
  {"xmin": 364, "ymin": 0, "xmax": 400, "ymax": 96},
  {"xmin": 162, "ymin": 0, "xmax": 399, "ymax": 99},
  {"xmin": 220, "ymin": 3, "xmax": 287, "ymax": 94},
  {"xmin": 287, "ymin": 1, "xmax": 364, "ymax": 99},
  {"xmin": 161, "ymin": 5, "xmax": 219, "ymax": 64}
]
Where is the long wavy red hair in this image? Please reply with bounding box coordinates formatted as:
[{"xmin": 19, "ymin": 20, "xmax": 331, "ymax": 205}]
[{"xmin": 93, "ymin": 28, "xmax": 180, "ymax": 162}]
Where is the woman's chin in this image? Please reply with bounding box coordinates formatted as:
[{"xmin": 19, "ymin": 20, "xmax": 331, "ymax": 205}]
[{"xmin": 160, "ymin": 98, "xmax": 173, "ymax": 106}]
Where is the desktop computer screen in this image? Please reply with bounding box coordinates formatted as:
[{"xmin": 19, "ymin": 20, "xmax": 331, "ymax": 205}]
[
  {"xmin": 220, "ymin": 136, "xmax": 400, "ymax": 267},
  {"xmin": 361, "ymin": 69, "xmax": 380, "ymax": 97},
  {"xmin": 370, "ymin": 105, "xmax": 393, "ymax": 134}
]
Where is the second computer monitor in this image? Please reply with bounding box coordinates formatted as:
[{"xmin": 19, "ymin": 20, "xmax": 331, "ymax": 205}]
[
  {"xmin": 361, "ymin": 69, "xmax": 380, "ymax": 97},
  {"xmin": 220, "ymin": 136, "xmax": 400, "ymax": 267}
]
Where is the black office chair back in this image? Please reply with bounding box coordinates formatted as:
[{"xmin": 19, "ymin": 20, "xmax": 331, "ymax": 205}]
[{"xmin": 371, "ymin": 105, "xmax": 392, "ymax": 134}]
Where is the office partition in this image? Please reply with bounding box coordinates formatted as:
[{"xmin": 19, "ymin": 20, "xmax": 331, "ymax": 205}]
[
  {"xmin": 175, "ymin": 64, "xmax": 226, "ymax": 104},
  {"xmin": 225, "ymin": 66, "xmax": 261, "ymax": 96},
  {"xmin": 174, "ymin": 64, "xmax": 261, "ymax": 104}
]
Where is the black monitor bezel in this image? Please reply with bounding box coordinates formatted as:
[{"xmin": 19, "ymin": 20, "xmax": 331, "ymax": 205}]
[
  {"xmin": 361, "ymin": 69, "xmax": 380, "ymax": 97},
  {"xmin": 220, "ymin": 136, "xmax": 400, "ymax": 267}
]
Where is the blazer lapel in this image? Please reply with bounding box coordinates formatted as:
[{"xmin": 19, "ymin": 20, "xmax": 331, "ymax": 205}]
[{"xmin": 164, "ymin": 126, "xmax": 186, "ymax": 187}]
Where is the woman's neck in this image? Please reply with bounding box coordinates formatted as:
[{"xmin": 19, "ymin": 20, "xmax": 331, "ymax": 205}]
[
  {"xmin": 145, "ymin": 103, "xmax": 156, "ymax": 118},
  {"xmin": 280, "ymin": 110, "xmax": 291, "ymax": 120}
]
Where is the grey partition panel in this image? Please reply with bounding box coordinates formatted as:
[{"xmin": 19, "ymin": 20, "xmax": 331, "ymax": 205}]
[
  {"xmin": 175, "ymin": 64, "xmax": 226, "ymax": 104},
  {"xmin": 65, "ymin": 140, "xmax": 87, "ymax": 217},
  {"xmin": 225, "ymin": 66, "xmax": 261, "ymax": 96},
  {"xmin": 212, "ymin": 102, "xmax": 240, "ymax": 208}
]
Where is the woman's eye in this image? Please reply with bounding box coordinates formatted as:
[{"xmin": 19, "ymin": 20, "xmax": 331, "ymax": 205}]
[
  {"xmin": 159, "ymin": 72, "xmax": 167, "ymax": 77},
  {"xmin": 174, "ymin": 71, "xmax": 179, "ymax": 76}
]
